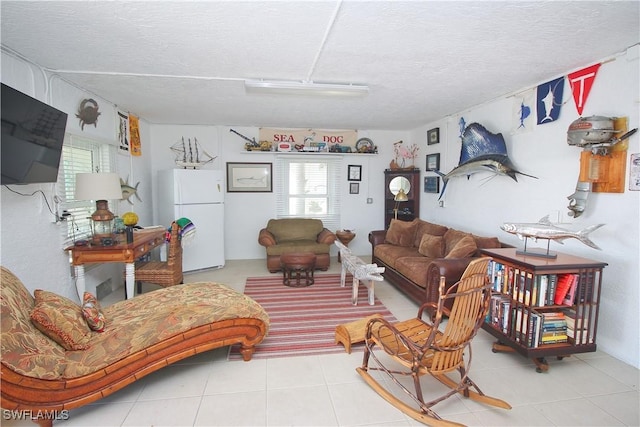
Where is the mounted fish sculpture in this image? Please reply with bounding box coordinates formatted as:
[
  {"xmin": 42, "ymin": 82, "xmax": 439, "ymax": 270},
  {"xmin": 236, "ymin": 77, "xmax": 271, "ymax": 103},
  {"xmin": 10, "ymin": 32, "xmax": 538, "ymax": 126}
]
[
  {"xmin": 121, "ymin": 177, "xmax": 142, "ymax": 205},
  {"xmin": 500, "ymin": 215, "xmax": 604, "ymax": 250},
  {"xmin": 435, "ymin": 122, "xmax": 536, "ymax": 199}
]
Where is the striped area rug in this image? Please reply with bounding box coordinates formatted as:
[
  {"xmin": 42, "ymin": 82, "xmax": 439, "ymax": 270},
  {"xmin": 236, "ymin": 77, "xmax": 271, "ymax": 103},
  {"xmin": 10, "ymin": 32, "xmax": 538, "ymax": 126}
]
[{"xmin": 228, "ymin": 273, "xmax": 397, "ymax": 360}]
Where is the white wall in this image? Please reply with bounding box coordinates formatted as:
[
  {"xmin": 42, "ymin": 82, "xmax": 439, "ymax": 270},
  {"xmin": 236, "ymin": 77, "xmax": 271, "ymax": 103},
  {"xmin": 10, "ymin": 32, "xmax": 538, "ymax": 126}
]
[
  {"xmin": 1, "ymin": 51, "xmax": 155, "ymax": 302},
  {"xmin": 148, "ymin": 125, "xmax": 411, "ymax": 259},
  {"xmin": 414, "ymin": 47, "xmax": 639, "ymax": 368}
]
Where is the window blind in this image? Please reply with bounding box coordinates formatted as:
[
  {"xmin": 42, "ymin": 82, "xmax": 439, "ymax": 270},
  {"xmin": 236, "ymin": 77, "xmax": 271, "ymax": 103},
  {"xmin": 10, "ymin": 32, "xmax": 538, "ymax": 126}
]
[
  {"xmin": 57, "ymin": 134, "xmax": 117, "ymax": 247},
  {"xmin": 275, "ymin": 155, "xmax": 341, "ymax": 232}
]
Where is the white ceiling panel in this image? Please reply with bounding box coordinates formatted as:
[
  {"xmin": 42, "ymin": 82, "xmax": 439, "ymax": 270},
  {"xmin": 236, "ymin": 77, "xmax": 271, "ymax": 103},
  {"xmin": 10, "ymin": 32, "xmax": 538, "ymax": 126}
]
[{"xmin": 1, "ymin": 1, "xmax": 638, "ymax": 129}]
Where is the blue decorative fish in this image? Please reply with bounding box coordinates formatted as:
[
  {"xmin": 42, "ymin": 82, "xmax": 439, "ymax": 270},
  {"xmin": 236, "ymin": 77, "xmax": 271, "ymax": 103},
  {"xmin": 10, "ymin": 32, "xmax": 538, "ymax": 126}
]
[
  {"xmin": 519, "ymin": 101, "xmax": 531, "ymax": 129},
  {"xmin": 436, "ymin": 123, "xmax": 536, "ymax": 199}
]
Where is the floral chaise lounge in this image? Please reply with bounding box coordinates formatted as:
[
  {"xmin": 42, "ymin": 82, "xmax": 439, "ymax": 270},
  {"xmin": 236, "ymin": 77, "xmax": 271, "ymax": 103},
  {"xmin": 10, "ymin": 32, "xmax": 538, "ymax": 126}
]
[{"xmin": 0, "ymin": 266, "xmax": 269, "ymax": 426}]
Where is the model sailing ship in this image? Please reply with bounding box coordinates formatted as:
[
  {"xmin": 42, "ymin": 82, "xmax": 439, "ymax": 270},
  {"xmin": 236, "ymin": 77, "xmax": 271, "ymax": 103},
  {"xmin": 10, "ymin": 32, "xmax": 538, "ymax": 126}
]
[{"xmin": 170, "ymin": 137, "xmax": 216, "ymax": 169}]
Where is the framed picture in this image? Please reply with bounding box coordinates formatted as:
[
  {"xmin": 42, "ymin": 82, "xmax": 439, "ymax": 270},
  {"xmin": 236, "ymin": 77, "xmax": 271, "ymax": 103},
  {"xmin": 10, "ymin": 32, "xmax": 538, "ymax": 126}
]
[
  {"xmin": 426, "ymin": 153, "xmax": 440, "ymax": 171},
  {"xmin": 427, "ymin": 127, "xmax": 440, "ymax": 145},
  {"xmin": 348, "ymin": 164, "xmax": 362, "ymax": 181},
  {"xmin": 424, "ymin": 176, "xmax": 440, "ymax": 193},
  {"xmin": 226, "ymin": 162, "xmax": 272, "ymax": 192},
  {"xmin": 350, "ymin": 182, "xmax": 360, "ymax": 194}
]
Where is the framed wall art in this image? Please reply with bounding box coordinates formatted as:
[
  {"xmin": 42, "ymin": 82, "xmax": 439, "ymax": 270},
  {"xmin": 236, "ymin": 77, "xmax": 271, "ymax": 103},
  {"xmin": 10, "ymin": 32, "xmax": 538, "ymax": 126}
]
[
  {"xmin": 350, "ymin": 182, "xmax": 360, "ymax": 194},
  {"xmin": 348, "ymin": 164, "xmax": 362, "ymax": 181},
  {"xmin": 427, "ymin": 127, "xmax": 440, "ymax": 145},
  {"xmin": 426, "ymin": 153, "xmax": 440, "ymax": 171},
  {"xmin": 226, "ymin": 162, "xmax": 272, "ymax": 192},
  {"xmin": 424, "ymin": 176, "xmax": 440, "ymax": 193}
]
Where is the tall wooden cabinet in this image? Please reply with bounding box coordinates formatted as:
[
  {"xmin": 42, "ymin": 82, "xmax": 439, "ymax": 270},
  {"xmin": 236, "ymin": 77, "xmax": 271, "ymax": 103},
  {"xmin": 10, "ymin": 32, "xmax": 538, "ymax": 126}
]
[
  {"xmin": 480, "ymin": 247, "xmax": 607, "ymax": 372},
  {"xmin": 384, "ymin": 169, "xmax": 420, "ymax": 229}
]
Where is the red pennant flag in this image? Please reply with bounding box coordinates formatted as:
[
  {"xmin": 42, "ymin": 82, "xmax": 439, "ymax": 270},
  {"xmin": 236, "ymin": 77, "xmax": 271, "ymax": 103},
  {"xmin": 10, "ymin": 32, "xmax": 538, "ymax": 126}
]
[{"xmin": 568, "ymin": 63, "xmax": 601, "ymax": 115}]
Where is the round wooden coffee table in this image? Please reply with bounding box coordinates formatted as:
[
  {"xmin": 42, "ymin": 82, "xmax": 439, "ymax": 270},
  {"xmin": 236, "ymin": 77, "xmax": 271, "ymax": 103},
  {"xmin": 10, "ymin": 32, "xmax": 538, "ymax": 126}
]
[{"xmin": 280, "ymin": 252, "xmax": 317, "ymax": 287}]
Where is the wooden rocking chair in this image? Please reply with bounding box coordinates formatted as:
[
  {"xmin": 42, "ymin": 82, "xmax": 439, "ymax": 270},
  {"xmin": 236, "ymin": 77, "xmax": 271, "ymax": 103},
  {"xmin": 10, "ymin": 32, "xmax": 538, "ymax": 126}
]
[
  {"xmin": 132, "ymin": 222, "xmax": 183, "ymax": 296},
  {"xmin": 356, "ymin": 257, "xmax": 511, "ymax": 427}
]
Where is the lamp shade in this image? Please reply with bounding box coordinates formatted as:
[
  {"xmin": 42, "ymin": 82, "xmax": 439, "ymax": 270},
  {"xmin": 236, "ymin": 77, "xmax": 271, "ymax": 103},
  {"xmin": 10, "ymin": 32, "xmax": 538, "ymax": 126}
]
[
  {"xmin": 75, "ymin": 173, "xmax": 122, "ymax": 201},
  {"xmin": 394, "ymin": 188, "xmax": 409, "ymax": 202}
]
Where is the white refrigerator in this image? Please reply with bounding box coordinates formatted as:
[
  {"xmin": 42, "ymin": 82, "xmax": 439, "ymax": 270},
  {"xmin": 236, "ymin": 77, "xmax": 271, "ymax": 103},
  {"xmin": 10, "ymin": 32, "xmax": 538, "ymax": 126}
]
[{"xmin": 157, "ymin": 169, "xmax": 225, "ymax": 271}]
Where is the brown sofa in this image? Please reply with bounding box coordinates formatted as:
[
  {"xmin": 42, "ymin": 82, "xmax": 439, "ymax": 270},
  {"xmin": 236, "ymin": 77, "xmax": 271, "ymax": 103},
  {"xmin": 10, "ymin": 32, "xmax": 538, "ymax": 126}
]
[
  {"xmin": 258, "ymin": 218, "xmax": 337, "ymax": 272},
  {"xmin": 369, "ymin": 218, "xmax": 511, "ymax": 311},
  {"xmin": 0, "ymin": 266, "xmax": 269, "ymax": 425}
]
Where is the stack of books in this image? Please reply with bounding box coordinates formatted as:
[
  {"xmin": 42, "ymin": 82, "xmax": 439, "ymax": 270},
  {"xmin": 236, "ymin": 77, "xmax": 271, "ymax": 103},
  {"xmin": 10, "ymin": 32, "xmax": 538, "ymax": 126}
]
[{"xmin": 540, "ymin": 312, "xmax": 568, "ymax": 344}]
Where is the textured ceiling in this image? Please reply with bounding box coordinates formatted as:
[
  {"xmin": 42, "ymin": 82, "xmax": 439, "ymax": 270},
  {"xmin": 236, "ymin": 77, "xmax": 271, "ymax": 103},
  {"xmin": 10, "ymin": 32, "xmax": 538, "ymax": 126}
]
[{"xmin": 1, "ymin": 1, "xmax": 638, "ymax": 130}]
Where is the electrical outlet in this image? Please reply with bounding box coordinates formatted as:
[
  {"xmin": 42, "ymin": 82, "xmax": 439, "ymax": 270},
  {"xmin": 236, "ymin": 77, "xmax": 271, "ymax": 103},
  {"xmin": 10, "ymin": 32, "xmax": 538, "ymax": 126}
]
[
  {"xmin": 439, "ymin": 200, "xmax": 445, "ymax": 208},
  {"xmin": 366, "ymin": 198, "xmax": 373, "ymax": 204}
]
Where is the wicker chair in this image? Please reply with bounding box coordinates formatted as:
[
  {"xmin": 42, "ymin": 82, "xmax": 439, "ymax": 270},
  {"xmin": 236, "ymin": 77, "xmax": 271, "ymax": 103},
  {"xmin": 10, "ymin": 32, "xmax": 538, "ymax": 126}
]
[
  {"xmin": 356, "ymin": 257, "xmax": 511, "ymax": 426},
  {"xmin": 131, "ymin": 222, "xmax": 183, "ymax": 296}
]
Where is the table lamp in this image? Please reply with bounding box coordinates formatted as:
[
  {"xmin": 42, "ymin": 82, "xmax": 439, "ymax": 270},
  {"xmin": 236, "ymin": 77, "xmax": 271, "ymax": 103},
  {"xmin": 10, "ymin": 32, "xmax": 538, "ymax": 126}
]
[
  {"xmin": 75, "ymin": 172, "xmax": 122, "ymax": 245},
  {"xmin": 393, "ymin": 188, "xmax": 408, "ymax": 219}
]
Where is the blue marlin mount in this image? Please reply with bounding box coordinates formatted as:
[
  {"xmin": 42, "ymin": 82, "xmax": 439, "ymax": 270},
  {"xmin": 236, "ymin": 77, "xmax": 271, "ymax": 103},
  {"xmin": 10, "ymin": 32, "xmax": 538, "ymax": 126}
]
[{"xmin": 435, "ymin": 122, "xmax": 536, "ymax": 199}]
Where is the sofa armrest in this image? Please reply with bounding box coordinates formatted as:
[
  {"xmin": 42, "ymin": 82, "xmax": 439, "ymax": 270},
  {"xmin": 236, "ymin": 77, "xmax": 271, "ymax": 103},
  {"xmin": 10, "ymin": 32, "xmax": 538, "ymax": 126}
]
[
  {"xmin": 317, "ymin": 228, "xmax": 337, "ymax": 245},
  {"xmin": 258, "ymin": 228, "xmax": 277, "ymax": 247},
  {"xmin": 368, "ymin": 230, "xmax": 387, "ymax": 247}
]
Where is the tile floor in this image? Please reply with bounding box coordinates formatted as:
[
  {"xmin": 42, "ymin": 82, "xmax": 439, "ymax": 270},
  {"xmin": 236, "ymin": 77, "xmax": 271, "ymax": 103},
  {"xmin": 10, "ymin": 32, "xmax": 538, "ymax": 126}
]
[{"xmin": 8, "ymin": 259, "xmax": 639, "ymax": 426}]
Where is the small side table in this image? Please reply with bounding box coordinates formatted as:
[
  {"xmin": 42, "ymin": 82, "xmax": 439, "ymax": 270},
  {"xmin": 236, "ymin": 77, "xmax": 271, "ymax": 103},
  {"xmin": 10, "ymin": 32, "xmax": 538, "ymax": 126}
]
[
  {"xmin": 335, "ymin": 230, "xmax": 356, "ymax": 262},
  {"xmin": 281, "ymin": 252, "xmax": 317, "ymax": 287}
]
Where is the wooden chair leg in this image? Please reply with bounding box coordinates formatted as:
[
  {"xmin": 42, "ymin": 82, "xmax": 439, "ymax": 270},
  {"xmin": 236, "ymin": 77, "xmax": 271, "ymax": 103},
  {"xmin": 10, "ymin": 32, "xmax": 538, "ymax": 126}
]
[{"xmin": 137, "ymin": 280, "xmax": 142, "ymax": 295}]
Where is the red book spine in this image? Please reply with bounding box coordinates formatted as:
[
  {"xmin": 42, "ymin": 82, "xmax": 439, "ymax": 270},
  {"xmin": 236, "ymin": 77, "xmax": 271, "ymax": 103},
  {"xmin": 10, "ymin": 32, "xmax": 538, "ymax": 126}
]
[{"xmin": 554, "ymin": 274, "xmax": 572, "ymax": 305}]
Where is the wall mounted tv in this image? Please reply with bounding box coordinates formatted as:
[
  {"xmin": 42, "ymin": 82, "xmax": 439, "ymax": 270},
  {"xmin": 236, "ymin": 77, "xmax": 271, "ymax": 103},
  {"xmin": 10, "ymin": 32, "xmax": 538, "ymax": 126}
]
[{"xmin": 1, "ymin": 83, "xmax": 68, "ymax": 185}]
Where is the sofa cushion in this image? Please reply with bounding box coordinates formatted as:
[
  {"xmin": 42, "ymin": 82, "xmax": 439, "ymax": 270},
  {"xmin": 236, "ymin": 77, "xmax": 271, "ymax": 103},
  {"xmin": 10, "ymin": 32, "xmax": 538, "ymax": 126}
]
[
  {"xmin": 30, "ymin": 290, "xmax": 93, "ymax": 351},
  {"xmin": 445, "ymin": 234, "xmax": 478, "ymax": 258},
  {"xmin": 418, "ymin": 234, "xmax": 445, "ymax": 258},
  {"xmin": 82, "ymin": 292, "xmax": 106, "ymax": 332},
  {"xmin": 394, "ymin": 257, "xmax": 433, "ymax": 289},
  {"xmin": 267, "ymin": 218, "xmax": 323, "ymax": 243},
  {"xmin": 385, "ymin": 219, "xmax": 417, "ymax": 247},
  {"xmin": 413, "ymin": 219, "xmax": 449, "ymax": 247},
  {"xmin": 374, "ymin": 244, "xmax": 421, "ymax": 269},
  {"xmin": 63, "ymin": 282, "xmax": 270, "ymax": 378},
  {"xmin": 265, "ymin": 241, "xmax": 330, "ymax": 256}
]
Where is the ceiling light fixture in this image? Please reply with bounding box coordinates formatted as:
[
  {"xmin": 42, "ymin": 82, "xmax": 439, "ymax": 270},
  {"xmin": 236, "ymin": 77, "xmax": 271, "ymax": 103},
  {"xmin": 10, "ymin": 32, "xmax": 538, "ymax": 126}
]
[{"xmin": 244, "ymin": 80, "xmax": 369, "ymax": 97}]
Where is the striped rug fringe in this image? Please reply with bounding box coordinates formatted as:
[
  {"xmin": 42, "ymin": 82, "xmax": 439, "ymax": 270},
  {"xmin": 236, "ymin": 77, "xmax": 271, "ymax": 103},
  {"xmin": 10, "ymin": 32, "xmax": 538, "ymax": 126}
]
[{"xmin": 228, "ymin": 273, "xmax": 397, "ymax": 360}]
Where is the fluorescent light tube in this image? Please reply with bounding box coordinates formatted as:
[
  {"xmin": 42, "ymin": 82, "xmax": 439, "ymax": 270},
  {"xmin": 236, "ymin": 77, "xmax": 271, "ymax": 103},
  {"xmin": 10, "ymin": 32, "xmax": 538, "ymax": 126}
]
[{"xmin": 245, "ymin": 80, "xmax": 369, "ymax": 97}]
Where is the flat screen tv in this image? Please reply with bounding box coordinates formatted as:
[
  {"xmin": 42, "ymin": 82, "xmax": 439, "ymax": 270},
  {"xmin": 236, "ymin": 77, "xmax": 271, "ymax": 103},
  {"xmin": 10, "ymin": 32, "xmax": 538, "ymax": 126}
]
[{"xmin": 1, "ymin": 83, "xmax": 68, "ymax": 185}]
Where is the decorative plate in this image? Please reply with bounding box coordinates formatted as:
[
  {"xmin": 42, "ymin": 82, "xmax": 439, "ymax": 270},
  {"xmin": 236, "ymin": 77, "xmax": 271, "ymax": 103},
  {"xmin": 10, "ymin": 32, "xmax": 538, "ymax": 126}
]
[{"xmin": 356, "ymin": 138, "xmax": 373, "ymax": 152}]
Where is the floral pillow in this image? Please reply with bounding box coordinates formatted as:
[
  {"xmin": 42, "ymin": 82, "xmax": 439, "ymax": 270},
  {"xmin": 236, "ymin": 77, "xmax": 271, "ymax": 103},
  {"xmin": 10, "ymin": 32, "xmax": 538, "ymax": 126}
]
[
  {"xmin": 82, "ymin": 292, "xmax": 106, "ymax": 332},
  {"xmin": 30, "ymin": 290, "xmax": 92, "ymax": 351}
]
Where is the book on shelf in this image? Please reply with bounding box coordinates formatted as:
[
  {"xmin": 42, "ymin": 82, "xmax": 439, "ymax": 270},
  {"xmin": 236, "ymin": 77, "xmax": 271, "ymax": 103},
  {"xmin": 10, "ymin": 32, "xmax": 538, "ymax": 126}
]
[
  {"xmin": 547, "ymin": 274, "xmax": 557, "ymax": 306},
  {"xmin": 554, "ymin": 273, "xmax": 576, "ymax": 305},
  {"xmin": 562, "ymin": 274, "xmax": 579, "ymax": 306}
]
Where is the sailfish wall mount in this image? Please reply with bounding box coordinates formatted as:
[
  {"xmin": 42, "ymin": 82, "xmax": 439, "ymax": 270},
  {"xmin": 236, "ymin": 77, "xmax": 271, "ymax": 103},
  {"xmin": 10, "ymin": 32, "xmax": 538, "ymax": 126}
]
[{"xmin": 434, "ymin": 122, "xmax": 536, "ymax": 199}]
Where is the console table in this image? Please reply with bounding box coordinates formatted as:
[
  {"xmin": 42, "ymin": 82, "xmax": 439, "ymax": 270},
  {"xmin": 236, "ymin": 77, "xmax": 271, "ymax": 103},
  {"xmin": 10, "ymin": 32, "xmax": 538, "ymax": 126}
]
[{"xmin": 65, "ymin": 227, "xmax": 166, "ymax": 300}]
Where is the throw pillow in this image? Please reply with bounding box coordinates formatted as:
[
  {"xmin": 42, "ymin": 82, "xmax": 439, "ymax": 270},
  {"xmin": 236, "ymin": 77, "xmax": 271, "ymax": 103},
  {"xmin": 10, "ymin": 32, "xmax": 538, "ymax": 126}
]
[
  {"xmin": 445, "ymin": 235, "xmax": 478, "ymax": 258},
  {"xmin": 385, "ymin": 219, "xmax": 417, "ymax": 247},
  {"xmin": 418, "ymin": 234, "xmax": 445, "ymax": 258},
  {"xmin": 473, "ymin": 234, "xmax": 501, "ymax": 250},
  {"xmin": 413, "ymin": 220, "xmax": 449, "ymax": 247},
  {"xmin": 82, "ymin": 292, "xmax": 106, "ymax": 332},
  {"xmin": 30, "ymin": 290, "xmax": 92, "ymax": 351}
]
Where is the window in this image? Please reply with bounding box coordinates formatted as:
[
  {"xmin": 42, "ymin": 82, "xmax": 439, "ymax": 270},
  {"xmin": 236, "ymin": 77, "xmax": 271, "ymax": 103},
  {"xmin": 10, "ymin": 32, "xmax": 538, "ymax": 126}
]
[
  {"xmin": 57, "ymin": 134, "xmax": 117, "ymax": 246},
  {"xmin": 275, "ymin": 156, "xmax": 341, "ymax": 231}
]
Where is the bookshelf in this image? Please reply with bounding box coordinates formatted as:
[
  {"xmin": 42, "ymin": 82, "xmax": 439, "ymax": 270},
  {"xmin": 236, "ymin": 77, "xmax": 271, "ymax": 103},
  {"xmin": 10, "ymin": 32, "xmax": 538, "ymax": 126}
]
[
  {"xmin": 384, "ymin": 169, "xmax": 420, "ymax": 229},
  {"xmin": 480, "ymin": 247, "xmax": 607, "ymax": 373}
]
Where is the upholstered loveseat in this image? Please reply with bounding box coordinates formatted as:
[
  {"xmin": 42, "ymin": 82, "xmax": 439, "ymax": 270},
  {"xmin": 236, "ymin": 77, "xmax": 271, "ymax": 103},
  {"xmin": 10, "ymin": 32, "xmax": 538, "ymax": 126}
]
[
  {"xmin": 0, "ymin": 266, "xmax": 269, "ymax": 425},
  {"xmin": 258, "ymin": 218, "xmax": 337, "ymax": 272},
  {"xmin": 370, "ymin": 218, "xmax": 511, "ymax": 311}
]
